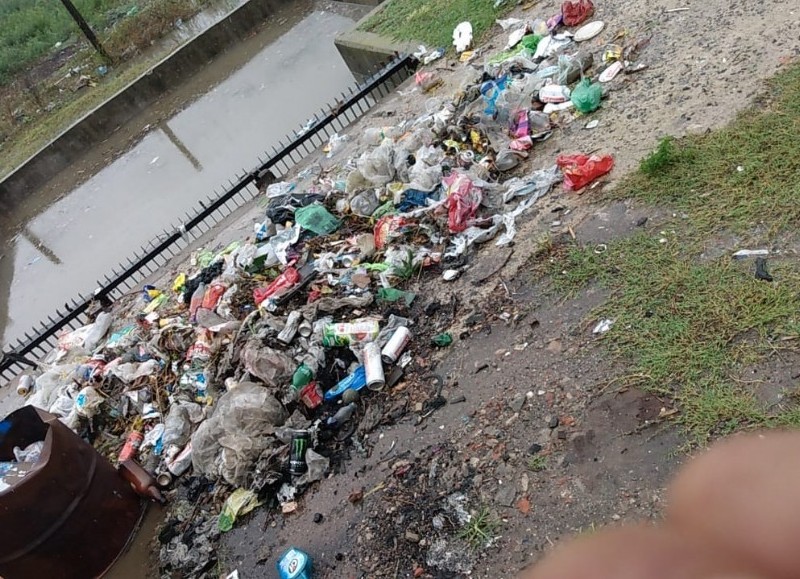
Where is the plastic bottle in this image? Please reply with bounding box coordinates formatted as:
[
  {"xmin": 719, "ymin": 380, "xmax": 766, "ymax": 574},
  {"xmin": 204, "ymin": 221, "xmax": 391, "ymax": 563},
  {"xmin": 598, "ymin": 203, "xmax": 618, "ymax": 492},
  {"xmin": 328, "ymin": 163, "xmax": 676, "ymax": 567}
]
[
  {"xmin": 326, "ymin": 402, "xmax": 357, "ymax": 429},
  {"xmin": 292, "ymin": 363, "xmax": 314, "ymax": 391},
  {"xmin": 189, "ymin": 282, "xmax": 206, "ymax": 321}
]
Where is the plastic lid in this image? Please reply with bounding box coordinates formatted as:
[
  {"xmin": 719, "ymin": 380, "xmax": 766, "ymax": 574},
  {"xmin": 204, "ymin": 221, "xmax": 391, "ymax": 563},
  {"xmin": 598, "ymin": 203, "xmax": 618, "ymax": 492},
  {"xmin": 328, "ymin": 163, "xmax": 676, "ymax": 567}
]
[{"xmin": 573, "ymin": 21, "xmax": 605, "ymax": 42}]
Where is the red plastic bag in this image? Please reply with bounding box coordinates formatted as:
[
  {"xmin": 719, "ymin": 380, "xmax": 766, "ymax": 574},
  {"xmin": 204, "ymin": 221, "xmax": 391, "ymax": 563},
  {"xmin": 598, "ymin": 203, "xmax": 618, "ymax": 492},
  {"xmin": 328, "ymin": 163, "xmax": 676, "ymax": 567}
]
[
  {"xmin": 562, "ymin": 0, "xmax": 594, "ymax": 26},
  {"xmin": 444, "ymin": 172, "xmax": 482, "ymax": 233},
  {"xmin": 253, "ymin": 267, "xmax": 300, "ymax": 305},
  {"xmin": 556, "ymin": 153, "xmax": 614, "ymax": 191}
]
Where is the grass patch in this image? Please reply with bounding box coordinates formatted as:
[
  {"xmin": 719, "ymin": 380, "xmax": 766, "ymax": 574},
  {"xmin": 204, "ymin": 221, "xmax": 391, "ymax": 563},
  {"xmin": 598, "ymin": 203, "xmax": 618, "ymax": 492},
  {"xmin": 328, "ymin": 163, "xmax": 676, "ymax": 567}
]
[
  {"xmin": 539, "ymin": 61, "xmax": 800, "ymax": 442},
  {"xmin": 361, "ymin": 0, "xmax": 510, "ymax": 49},
  {"xmin": 0, "ymin": 55, "xmax": 158, "ymax": 177},
  {"xmin": 615, "ymin": 64, "xmax": 800, "ymax": 239},
  {"xmin": 527, "ymin": 455, "xmax": 548, "ymax": 472},
  {"xmin": 459, "ymin": 506, "xmax": 499, "ymax": 550}
]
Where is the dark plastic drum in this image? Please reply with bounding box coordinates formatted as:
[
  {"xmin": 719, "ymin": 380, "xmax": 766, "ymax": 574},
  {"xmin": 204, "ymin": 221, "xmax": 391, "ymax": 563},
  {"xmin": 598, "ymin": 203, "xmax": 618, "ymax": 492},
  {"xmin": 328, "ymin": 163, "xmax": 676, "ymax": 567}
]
[{"xmin": 0, "ymin": 406, "xmax": 143, "ymax": 579}]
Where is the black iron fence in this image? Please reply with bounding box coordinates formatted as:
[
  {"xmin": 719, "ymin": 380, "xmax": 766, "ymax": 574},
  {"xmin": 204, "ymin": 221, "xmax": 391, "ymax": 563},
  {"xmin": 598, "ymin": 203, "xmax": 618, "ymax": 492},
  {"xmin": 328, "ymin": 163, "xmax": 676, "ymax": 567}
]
[{"xmin": 0, "ymin": 53, "xmax": 418, "ymax": 385}]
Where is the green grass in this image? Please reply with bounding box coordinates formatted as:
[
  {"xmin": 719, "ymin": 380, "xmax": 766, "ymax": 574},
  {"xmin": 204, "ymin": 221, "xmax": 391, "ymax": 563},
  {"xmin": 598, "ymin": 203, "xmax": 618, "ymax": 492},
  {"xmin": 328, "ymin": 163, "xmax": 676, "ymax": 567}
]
[
  {"xmin": 616, "ymin": 64, "xmax": 800, "ymax": 239},
  {"xmin": 459, "ymin": 506, "xmax": 499, "ymax": 550},
  {"xmin": 539, "ymin": 61, "xmax": 800, "ymax": 443},
  {"xmin": 360, "ymin": 0, "xmax": 511, "ymax": 49},
  {"xmin": 0, "ymin": 0, "xmax": 134, "ymax": 84},
  {"xmin": 527, "ymin": 455, "xmax": 548, "ymax": 472}
]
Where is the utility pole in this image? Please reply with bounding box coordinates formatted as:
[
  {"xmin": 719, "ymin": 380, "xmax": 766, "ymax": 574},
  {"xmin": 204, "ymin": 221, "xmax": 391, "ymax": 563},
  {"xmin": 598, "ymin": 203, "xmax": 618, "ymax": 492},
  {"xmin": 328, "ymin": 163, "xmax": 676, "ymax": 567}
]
[{"xmin": 57, "ymin": 0, "xmax": 112, "ymax": 63}]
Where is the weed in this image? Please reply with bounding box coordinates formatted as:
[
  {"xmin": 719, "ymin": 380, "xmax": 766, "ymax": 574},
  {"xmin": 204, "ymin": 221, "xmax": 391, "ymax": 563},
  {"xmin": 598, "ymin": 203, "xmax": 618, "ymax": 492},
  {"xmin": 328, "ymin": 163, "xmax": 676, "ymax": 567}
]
[
  {"xmin": 393, "ymin": 249, "xmax": 420, "ymax": 280},
  {"xmin": 361, "ymin": 0, "xmax": 511, "ymax": 49},
  {"xmin": 527, "ymin": 455, "xmax": 547, "ymax": 472},
  {"xmin": 639, "ymin": 137, "xmax": 683, "ymax": 176},
  {"xmin": 459, "ymin": 506, "xmax": 499, "ymax": 550}
]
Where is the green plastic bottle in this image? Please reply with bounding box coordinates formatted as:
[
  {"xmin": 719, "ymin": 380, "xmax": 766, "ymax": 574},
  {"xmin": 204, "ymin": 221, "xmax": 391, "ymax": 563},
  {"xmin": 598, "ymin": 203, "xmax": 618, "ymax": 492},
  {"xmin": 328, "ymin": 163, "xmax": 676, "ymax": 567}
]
[{"xmin": 292, "ymin": 363, "xmax": 314, "ymax": 391}]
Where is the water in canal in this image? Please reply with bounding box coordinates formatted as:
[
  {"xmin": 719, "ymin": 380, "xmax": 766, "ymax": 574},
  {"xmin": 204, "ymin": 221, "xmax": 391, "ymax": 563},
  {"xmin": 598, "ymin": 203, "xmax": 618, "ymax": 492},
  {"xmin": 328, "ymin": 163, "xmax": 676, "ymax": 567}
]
[{"xmin": 0, "ymin": 0, "xmax": 364, "ymax": 353}]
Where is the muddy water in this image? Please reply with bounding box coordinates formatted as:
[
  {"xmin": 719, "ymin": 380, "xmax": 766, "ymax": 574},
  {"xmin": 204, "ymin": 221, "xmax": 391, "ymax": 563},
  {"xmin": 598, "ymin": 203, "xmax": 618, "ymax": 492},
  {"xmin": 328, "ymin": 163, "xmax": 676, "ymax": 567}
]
[{"xmin": 0, "ymin": 0, "xmax": 364, "ymax": 352}]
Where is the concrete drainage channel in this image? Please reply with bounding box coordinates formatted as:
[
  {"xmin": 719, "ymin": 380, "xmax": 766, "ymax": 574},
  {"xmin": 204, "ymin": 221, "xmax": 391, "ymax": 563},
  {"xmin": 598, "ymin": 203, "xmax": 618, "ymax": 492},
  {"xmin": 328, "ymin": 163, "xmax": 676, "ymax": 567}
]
[{"xmin": 0, "ymin": 54, "xmax": 418, "ymax": 388}]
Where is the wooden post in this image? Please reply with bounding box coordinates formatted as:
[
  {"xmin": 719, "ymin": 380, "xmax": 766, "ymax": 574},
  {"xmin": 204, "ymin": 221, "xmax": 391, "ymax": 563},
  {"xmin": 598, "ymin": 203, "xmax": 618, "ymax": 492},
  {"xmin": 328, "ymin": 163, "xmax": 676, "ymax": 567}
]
[{"xmin": 57, "ymin": 0, "xmax": 112, "ymax": 63}]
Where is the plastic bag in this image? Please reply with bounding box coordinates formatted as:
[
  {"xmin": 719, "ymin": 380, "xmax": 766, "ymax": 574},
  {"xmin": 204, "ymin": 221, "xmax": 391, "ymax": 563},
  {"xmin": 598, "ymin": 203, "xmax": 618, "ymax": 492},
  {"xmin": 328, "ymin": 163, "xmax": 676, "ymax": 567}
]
[
  {"xmin": 502, "ymin": 165, "xmax": 563, "ymax": 203},
  {"xmin": 84, "ymin": 312, "xmax": 113, "ymax": 351},
  {"xmin": 571, "ymin": 78, "xmax": 602, "ymax": 113},
  {"xmin": 556, "ymin": 153, "xmax": 615, "ymax": 190},
  {"xmin": 294, "ymin": 204, "xmax": 340, "ymax": 236},
  {"xmin": 444, "ymin": 173, "xmax": 481, "ymax": 233},
  {"xmin": 357, "ymin": 141, "xmax": 395, "ymax": 186},
  {"xmin": 562, "ymin": 0, "xmax": 594, "ymax": 26},
  {"xmin": 407, "ymin": 163, "xmax": 442, "ymax": 192},
  {"xmin": 377, "ymin": 287, "xmax": 416, "ymax": 306},
  {"xmin": 162, "ymin": 402, "xmax": 204, "ymax": 449},
  {"xmin": 13, "ymin": 441, "xmax": 44, "ymax": 463},
  {"xmin": 557, "ymin": 52, "xmax": 593, "ymax": 85},
  {"xmin": 191, "ymin": 382, "xmax": 288, "ymax": 486},
  {"xmin": 324, "ymin": 133, "xmax": 348, "ymax": 158},
  {"xmin": 74, "ymin": 386, "xmax": 104, "ymax": 419},
  {"xmin": 218, "ymin": 488, "xmax": 263, "ymax": 532},
  {"xmin": 253, "ymin": 267, "xmax": 300, "ymax": 306},
  {"xmin": 241, "ymin": 342, "xmax": 294, "ymax": 387}
]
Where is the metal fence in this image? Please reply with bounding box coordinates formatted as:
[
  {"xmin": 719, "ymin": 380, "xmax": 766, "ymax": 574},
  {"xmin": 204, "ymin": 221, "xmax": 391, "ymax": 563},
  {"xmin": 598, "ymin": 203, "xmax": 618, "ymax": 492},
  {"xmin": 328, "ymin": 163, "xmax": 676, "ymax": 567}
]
[{"xmin": 0, "ymin": 53, "xmax": 418, "ymax": 385}]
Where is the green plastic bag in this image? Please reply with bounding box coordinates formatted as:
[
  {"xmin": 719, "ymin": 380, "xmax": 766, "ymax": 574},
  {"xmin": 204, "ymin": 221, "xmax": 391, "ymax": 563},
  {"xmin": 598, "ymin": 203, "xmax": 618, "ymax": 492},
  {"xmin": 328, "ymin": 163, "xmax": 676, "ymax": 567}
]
[
  {"xmin": 295, "ymin": 203, "xmax": 340, "ymax": 236},
  {"xmin": 520, "ymin": 34, "xmax": 543, "ymax": 52},
  {"xmin": 377, "ymin": 287, "xmax": 416, "ymax": 306},
  {"xmin": 570, "ymin": 78, "xmax": 602, "ymax": 113}
]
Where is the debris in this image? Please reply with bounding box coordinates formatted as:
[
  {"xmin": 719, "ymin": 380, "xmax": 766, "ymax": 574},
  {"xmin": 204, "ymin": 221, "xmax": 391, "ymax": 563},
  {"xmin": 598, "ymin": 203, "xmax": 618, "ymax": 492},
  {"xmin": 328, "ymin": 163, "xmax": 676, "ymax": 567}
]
[
  {"xmin": 733, "ymin": 249, "xmax": 769, "ymax": 259},
  {"xmin": 453, "ymin": 22, "xmax": 473, "ymax": 53},
  {"xmin": 432, "ymin": 333, "xmax": 453, "ymax": 347},
  {"xmin": 755, "ymin": 257, "xmax": 774, "ymax": 282},
  {"xmin": 593, "ymin": 319, "xmax": 615, "ymax": 334}
]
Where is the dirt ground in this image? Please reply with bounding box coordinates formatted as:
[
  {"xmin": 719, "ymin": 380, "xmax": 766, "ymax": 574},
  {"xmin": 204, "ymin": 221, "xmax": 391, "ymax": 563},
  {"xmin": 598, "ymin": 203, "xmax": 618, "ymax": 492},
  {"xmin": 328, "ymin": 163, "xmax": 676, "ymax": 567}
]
[{"xmin": 207, "ymin": 0, "xmax": 800, "ymax": 575}]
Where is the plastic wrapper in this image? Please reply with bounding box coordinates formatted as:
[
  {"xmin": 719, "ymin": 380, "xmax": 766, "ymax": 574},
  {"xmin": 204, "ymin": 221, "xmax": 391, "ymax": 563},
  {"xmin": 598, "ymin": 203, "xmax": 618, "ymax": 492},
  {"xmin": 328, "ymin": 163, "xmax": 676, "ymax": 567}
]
[
  {"xmin": 218, "ymin": 489, "xmax": 263, "ymax": 532},
  {"xmin": 374, "ymin": 216, "xmax": 412, "ymax": 249},
  {"xmin": 556, "ymin": 153, "xmax": 615, "ymax": 190},
  {"xmin": 25, "ymin": 365, "xmax": 77, "ymax": 413},
  {"xmin": 562, "ymin": 0, "xmax": 594, "ymax": 26},
  {"xmin": 570, "ymin": 78, "xmax": 603, "ymax": 113},
  {"xmin": 191, "ymin": 382, "xmax": 288, "ymax": 486},
  {"xmin": 253, "ymin": 267, "xmax": 300, "ymax": 306},
  {"xmin": 324, "ymin": 133, "xmax": 348, "ymax": 158},
  {"xmin": 294, "ymin": 449, "xmax": 329, "ymax": 486},
  {"xmin": 444, "ymin": 172, "xmax": 481, "ymax": 233}
]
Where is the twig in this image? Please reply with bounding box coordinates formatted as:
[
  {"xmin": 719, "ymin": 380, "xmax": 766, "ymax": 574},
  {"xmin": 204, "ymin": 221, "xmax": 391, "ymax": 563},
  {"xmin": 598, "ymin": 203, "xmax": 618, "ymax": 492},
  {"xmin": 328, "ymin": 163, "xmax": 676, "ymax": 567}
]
[{"xmin": 664, "ymin": 7, "xmax": 690, "ymax": 12}]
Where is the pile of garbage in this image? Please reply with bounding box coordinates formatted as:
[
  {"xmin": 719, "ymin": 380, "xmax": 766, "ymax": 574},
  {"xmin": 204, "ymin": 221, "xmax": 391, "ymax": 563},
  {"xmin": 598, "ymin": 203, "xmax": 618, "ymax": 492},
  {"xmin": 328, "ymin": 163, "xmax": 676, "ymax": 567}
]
[{"xmin": 11, "ymin": 0, "xmax": 648, "ymax": 574}]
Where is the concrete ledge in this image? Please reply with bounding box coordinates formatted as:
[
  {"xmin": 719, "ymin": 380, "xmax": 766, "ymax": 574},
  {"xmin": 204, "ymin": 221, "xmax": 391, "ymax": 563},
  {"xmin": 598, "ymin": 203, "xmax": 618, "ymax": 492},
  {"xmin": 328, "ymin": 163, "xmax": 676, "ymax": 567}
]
[
  {"xmin": 334, "ymin": 1, "xmax": 416, "ymax": 83},
  {"xmin": 0, "ymin": 0, "xmax": 296, "ymax": 206}
]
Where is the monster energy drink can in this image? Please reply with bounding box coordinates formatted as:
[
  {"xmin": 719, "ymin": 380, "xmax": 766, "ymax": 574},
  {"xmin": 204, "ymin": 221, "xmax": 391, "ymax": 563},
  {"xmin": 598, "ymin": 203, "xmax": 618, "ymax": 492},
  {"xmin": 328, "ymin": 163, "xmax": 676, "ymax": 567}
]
[{"xmin": 289, "ymin": 430, "xmax": 310, "ymax": 476}]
